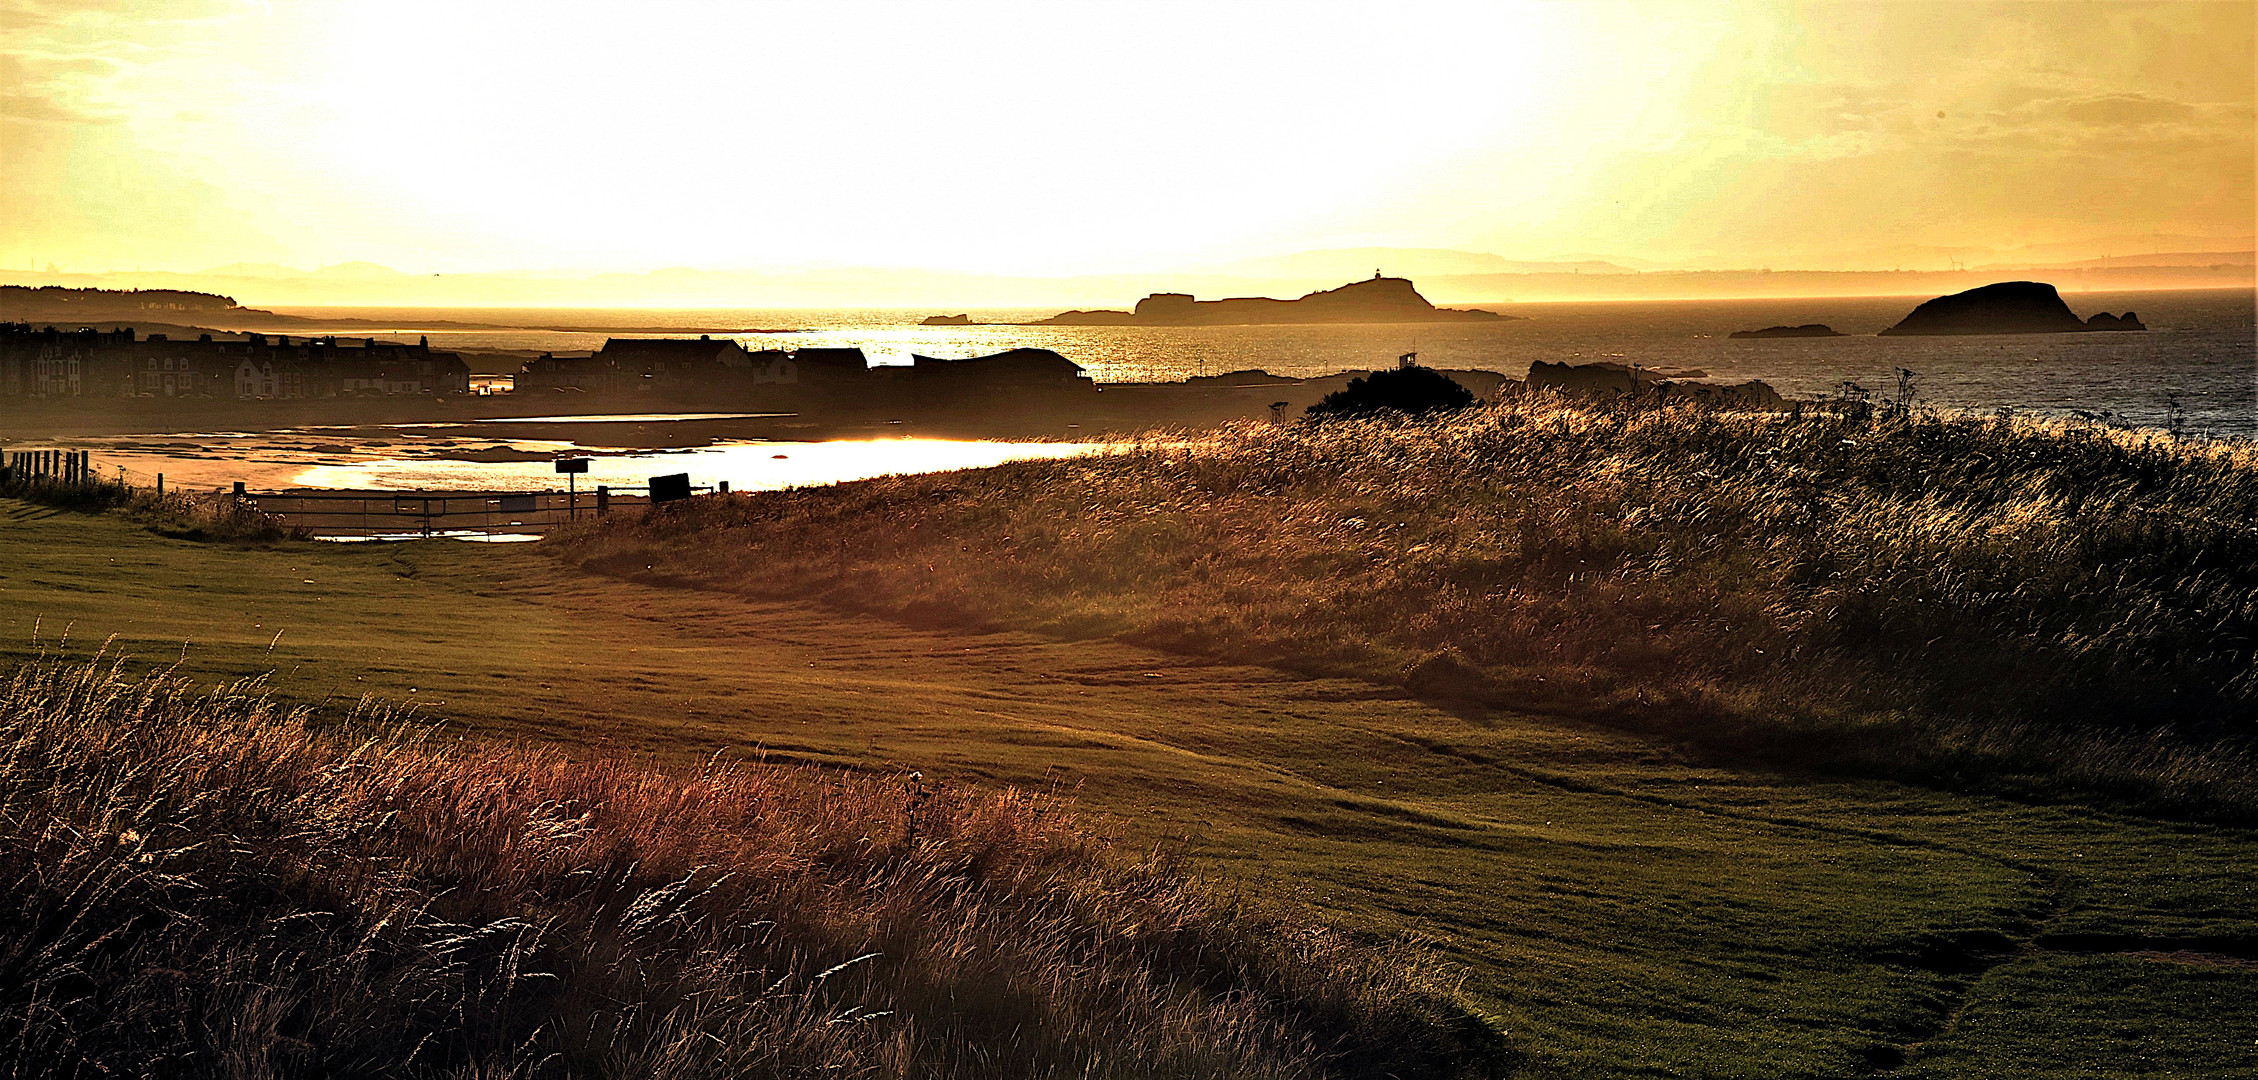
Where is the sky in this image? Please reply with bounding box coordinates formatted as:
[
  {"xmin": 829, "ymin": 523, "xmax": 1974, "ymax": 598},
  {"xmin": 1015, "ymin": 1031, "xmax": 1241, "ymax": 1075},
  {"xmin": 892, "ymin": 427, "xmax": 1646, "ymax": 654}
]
[{"xmin": 1, "ymin": 0, "xmax": 2251, "ymax": 281}]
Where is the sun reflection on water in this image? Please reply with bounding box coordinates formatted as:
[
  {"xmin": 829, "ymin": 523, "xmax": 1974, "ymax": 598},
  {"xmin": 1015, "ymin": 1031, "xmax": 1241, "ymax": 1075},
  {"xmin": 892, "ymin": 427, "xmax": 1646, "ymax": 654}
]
[{"xmin": 289, "ymin": 438, "xmax": 1106, "ymax": 493}]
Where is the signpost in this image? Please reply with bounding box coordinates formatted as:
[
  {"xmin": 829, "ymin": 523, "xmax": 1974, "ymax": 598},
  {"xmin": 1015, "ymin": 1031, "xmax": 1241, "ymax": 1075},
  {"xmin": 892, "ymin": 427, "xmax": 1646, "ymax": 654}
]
[
  {"xmin": 556, "ymin": 458, "xmax": 590, "ymax": 519},
  {"xmin": 649, "ymin": 473, "xmax": 692, "ymax": 503}
]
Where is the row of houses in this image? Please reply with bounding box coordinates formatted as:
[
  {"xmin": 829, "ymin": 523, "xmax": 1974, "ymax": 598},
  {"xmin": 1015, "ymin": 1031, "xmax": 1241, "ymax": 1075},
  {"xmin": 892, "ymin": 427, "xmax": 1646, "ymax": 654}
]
[
  {"xmin": 0, "ymin": 325, "xmax": 471, "ymax": 399},
  {"xmin": 0, "ymin": 324, "xmax": 1087, "ymax": 407},
  {"xmin": 518, "ymin": 336, "xmax": 1091, "ymax": 404}
]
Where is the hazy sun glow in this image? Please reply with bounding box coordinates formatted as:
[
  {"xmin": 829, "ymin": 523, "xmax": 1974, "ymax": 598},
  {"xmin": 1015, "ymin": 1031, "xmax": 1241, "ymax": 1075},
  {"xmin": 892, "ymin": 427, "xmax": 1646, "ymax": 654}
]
[{"xmin": 1, "ymin": 0, "xmax": 2251, "ymax": 286}]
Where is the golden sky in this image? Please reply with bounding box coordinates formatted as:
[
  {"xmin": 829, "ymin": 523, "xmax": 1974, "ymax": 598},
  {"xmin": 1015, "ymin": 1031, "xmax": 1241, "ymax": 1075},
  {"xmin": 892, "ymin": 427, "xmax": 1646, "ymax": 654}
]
[{"xmin": 1, "ymin": 0, "xmax": 2250, "ymax": 278}]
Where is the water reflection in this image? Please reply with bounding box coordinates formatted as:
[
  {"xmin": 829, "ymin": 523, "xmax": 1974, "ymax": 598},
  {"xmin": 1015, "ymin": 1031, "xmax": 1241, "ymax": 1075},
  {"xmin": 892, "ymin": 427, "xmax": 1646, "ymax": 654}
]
[
  {"xmin": 472, "ymin": 412, "xmax": 789, "ymax": 423},
  {"xmin": 290, "ymin": 438, "xmax": 1104, "ymax": 492}
]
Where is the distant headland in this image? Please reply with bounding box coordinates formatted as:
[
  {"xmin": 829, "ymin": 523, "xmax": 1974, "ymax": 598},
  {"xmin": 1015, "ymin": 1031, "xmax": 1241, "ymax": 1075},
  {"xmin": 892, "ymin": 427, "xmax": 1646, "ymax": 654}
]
[
  {"xmin": 1728, "ymin": 324, "xmax": 1844, "ymax": 339},
  {"xmin": 1880, "ymin": 281, "xmax": 2146, "ymax": 336},
  {"xmin": 1021, "ymin": 275, "xmax": 1516, "ymax": 327}
]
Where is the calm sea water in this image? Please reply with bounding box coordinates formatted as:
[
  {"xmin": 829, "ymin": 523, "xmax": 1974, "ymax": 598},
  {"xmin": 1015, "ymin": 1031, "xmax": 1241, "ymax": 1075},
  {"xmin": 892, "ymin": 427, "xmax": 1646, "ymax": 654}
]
[{"xmin": 278, "ymin": 287, "xmax": 2255, "ymax": 436}]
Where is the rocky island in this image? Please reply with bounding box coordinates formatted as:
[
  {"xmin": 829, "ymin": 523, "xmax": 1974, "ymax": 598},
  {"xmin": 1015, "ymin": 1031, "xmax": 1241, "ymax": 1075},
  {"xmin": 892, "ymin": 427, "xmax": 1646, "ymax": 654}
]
[
  {"xmin": 1729, "ymin": 324, "xmax": 1843, "ymax": 339},
  {"xmin": 1879, "ymin": 281, "xmax": 2145, "ymax": 336},
  {"xmin": 919, "ymin": 314, "xmax": 974, "ymax": 326},
  {"xmin": 1028, "ymin": 274, "xmax": 1515, "ymax": 326}
]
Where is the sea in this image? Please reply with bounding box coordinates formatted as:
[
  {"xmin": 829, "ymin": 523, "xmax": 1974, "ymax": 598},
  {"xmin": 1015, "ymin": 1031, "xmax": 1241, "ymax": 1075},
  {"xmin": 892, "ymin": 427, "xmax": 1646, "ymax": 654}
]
[{"xmin": 277, "ymin": 287, "xmax": 2256, "ymax": 437}]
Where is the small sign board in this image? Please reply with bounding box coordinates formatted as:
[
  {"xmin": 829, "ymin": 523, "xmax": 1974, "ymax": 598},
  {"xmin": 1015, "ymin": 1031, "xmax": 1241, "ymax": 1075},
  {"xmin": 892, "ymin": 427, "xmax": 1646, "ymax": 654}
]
[
  {"xmin": 649, "ymin": 473, "xmax": 693, "ymax": 503},
  {"xmin": 555, "ymin": 458, "xmax": 591, "ymax": 474}
]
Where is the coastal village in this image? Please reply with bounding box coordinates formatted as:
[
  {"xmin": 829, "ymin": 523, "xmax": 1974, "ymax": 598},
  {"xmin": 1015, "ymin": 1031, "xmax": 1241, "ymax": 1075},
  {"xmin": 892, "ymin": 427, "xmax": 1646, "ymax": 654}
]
[
  {"xmin": 2, "ymin": 273, "xmax": 2137, "ymax": 417},
  {"xmin": 0, "ymin": 319, "xmax": 1801, "ymax": 419},
  {"xmin": 0, "ymin": 276, "xmax": 1804, "ymax": 415},
  {"xmin": 0, "ymin": 324, "xmax": 471, "ymax": 399},
  {"xmin": 0, "ymin": 321, "xmax": 1094, "ymax": 405},
  {"xmin": 518, "ymin": 339, "xmax": 1090, "ymax": 403}
]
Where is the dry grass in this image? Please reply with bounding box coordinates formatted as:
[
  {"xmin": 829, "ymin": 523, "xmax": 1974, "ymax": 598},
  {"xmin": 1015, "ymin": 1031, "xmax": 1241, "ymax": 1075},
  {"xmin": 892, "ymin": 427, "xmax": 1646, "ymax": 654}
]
[
  {"xmin": 0, "ymin": 657, "xmax": 1493, "ymax": 1079},
  {"xmin": 0, "ymin": 466, "xmax": 301, "ymax": 543},
  {"xmin": 557, "ymin": 398, "xmax": 2258, "ymax": 818}
]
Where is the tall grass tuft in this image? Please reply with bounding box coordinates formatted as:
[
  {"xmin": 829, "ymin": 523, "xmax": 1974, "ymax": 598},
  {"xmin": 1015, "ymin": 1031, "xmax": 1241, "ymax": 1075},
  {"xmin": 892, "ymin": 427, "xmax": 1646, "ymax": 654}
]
[
  {"xmin": 0, "ymin": 658, "xmax": 1493, "ymax": 1079},
  {"xmin": 0, "ymin": 466, "xmax": 301, "ymax": 542},
  {"xmin": 557, "ymin": 399, "xmax": 2258, "ymax": 819}
]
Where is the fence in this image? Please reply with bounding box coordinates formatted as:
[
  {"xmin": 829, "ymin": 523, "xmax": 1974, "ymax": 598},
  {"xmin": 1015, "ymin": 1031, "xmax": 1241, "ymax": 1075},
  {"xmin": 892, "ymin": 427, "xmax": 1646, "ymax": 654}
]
[
  {"xmin": 1, "ymin": 446, "xmax": 723, "ymax": 539},
  {"xmin": 241, "ymin": 480, "xmax": 729, "ymax": 538},
  {"xmin": 246, "ymin": 487, "xmax": 605, "ymax": 538},
  {"xmin": 4, "ymin": 449, "xmax": 95, "ymax": 484}
]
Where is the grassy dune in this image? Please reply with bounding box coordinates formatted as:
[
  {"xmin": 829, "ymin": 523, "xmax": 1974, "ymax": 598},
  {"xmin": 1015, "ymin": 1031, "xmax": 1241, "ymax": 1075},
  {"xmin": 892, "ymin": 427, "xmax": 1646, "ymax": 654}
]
[
  {"xmin": 560, "ymin": 400, "xmax": 2258, "ymax": 818},
  {"xmin": 0, "ymin": 657, "xmax": 1489, "ymax": 1079}
]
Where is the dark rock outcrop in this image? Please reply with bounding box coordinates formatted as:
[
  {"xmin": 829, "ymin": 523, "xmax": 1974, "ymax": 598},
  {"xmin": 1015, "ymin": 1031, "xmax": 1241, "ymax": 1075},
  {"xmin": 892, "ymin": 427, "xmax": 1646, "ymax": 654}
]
[
  {"xmin": 1527, "ymin": 360, "xmax": 1653, "ymax": 396},
  {"xmin": 909, "ymin": 347, "xmax": 1087, "ymax": 388},
  {"xmin": 1729, "ymin": 324, "xmax": 1843, "ymax": 339},
  {"xmin": 1522, "ymin": 361, "xmax": 1786, "ymax": 410},
  {"xmin": 1880, "ymin": 281, "xmax": 2146, "ymax": 336},
  {"xmin": 1655, "ymin": 379, "xmax": 1787, "ymax": 410},
  {"xmin": 2084, "ymin": 311, "xmax": 2146, "ymax": 331},
  {"xmin": 1030, "ymin": 276, "xmax": 1515, "ymax": 326},
  {"xmin": 1033, "ymin": 308, "xmax": 1137, "ymax": 326}
]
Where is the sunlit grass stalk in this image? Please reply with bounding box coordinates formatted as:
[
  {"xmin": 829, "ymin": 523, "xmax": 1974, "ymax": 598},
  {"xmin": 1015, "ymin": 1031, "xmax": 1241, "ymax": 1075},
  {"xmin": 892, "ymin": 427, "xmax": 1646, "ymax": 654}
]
[{"xmin": 0, "ymin": 657, "xmax": 1489, "ymax": 1079}]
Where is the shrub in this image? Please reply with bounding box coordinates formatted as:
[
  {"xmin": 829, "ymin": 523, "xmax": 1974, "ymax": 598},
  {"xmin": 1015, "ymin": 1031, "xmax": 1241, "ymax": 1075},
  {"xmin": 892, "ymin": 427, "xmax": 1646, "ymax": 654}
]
[{"xmin": 1304, "ymin": 366, "xmax": 1475, "ymax": 421}]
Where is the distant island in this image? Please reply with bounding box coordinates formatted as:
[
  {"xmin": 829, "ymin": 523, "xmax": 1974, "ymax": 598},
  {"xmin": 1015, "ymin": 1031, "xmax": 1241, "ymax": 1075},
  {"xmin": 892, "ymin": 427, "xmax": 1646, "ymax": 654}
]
[
  {"xmin": 1880, "ymin": 281, "xmax": 2146, "ymax": 336},
  {"xmin": 1728, "ymin": 324, "xmax": 1843, "ymax": 339},
  {"xmin": 920, "ymin": 314, "xmax": 974, "ymax": 326},
  {"xmin": 1026, "ymin": 275, "xmax": 1516, "ymax": 326}
]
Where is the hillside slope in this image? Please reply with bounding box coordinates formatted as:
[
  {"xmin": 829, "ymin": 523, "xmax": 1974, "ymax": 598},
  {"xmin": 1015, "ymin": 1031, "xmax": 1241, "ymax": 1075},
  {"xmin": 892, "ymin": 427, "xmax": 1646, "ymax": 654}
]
[
  {"xmin": 560, "ymin": 402, "xmax": 2258, "ymax": 819},
  {"xmin": 4, "ymin": 498, "xmax": 2256, "ymax": 1077}
]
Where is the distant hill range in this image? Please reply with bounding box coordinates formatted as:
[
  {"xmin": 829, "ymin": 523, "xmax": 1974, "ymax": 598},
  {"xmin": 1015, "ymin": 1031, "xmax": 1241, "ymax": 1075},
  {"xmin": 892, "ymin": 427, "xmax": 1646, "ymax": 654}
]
[
  {"xmin": 1027, "ymin": 276, "xmax": 1513, "ymax": 326},
  {"xmin": 1198, "ymin": 247, "xmax": 1636, "ymax": 279},
  {"xmin": 1, "ymin": 284, "xmax": 242, "ymax": 318},
  {"xmin": 5, "ymin": 238, "xmax": 2250, "ymax": 309},
  {"xmin": 2001, "ymin": 250, "xmax": 2257, "ymax": 271}
]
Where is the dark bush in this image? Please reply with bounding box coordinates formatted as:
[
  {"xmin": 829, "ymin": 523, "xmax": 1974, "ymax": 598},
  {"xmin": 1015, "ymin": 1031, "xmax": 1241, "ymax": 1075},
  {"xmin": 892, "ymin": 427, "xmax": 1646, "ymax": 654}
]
[{"xmin": 1305, "ymin": 366, "xmax": 1475, "ymax": 421}]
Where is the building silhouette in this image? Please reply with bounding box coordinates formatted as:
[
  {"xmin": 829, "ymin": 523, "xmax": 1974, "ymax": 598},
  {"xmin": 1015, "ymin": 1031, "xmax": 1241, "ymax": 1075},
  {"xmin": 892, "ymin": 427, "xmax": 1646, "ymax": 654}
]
[{"xmin": 0, "ymin": 324, "xmax": 470, "ymax": 399}]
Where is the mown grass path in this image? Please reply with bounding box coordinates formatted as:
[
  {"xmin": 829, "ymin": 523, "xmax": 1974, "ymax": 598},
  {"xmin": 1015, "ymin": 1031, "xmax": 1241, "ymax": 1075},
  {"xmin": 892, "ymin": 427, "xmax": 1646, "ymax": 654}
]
[{"xmin": 3, "ymin": 499, "xmax": 2253, "ymax": 1079}]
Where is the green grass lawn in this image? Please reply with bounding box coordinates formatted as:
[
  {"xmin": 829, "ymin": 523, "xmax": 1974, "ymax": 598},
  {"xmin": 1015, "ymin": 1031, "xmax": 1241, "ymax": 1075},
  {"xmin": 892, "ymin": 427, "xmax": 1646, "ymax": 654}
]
[{"xmin": 4, "ymin": 498, "xmax": 2254, "ymax": 1078}]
